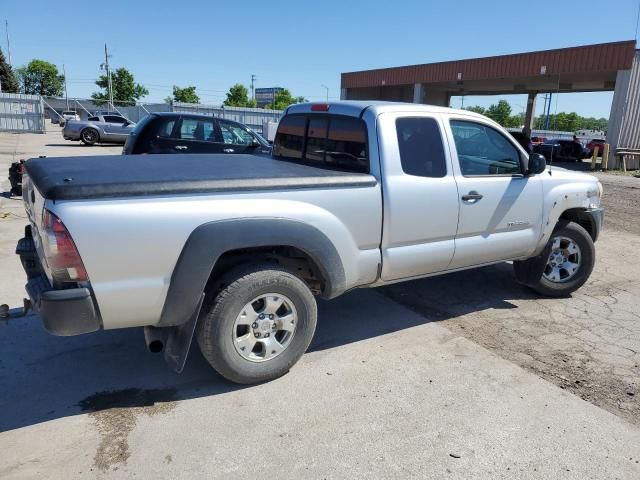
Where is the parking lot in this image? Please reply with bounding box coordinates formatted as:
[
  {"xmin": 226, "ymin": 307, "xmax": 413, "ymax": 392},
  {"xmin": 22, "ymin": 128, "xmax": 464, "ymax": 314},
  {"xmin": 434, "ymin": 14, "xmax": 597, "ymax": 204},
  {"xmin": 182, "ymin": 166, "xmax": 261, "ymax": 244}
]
[{"xmin": 1, "ymin": 129, "xmax": 639, "ymax": 479}]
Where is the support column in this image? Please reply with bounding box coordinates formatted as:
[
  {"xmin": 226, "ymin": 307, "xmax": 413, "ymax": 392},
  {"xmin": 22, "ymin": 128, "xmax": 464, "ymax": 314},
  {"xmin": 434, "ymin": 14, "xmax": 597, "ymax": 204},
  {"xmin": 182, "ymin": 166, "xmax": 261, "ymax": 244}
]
[
  {"xmin": 607, "ymin": 51, "xmax": 640, "ymax": 169},
  {"xmin": 424, "ymin": 89, "xmax": 450, "ymax": 107},
  {"xmin": 524, "ymin": 92, "xmax": 537, "ymax": 137},
  {"xmin": 413, "ymin": 83, "xmax": 424, "ymax": 103}
]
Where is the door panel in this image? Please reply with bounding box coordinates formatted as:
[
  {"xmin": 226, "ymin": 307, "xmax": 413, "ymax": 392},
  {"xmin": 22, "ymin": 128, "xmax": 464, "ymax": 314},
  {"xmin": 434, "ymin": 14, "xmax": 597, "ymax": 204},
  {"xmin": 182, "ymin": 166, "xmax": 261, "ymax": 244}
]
[
  {"xmin": 378, "ymin": 113, "xmax": 460, "ymax": 281},
  {"xmin": 449, "ymin": 175, "xmax": 542, "ymax": 268},
  {"xmin": 145, "ymin": 117, "xmax": 179, "ymax": 153},
  {"xmin": 446, "ymin": 117, "xmax": 543, "ymax": 269},
  {"xmin": 102, "ymin": 116, "xmax": 128, "ymax": 141}
]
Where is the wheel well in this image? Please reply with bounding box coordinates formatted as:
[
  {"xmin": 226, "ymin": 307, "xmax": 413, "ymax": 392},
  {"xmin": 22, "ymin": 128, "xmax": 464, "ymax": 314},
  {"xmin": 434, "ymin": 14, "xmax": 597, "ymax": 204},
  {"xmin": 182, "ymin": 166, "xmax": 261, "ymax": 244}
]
[
  {"xmin": 559, "ymin": 208, "xmax": 596, "ymax": 240},
  {"xmin": 204, "ymin": 246, "xmax": 325, "ymax": 299},
  {"xmin": 81, "ymin": 127, "xmax": 99, "ymax": 136}
]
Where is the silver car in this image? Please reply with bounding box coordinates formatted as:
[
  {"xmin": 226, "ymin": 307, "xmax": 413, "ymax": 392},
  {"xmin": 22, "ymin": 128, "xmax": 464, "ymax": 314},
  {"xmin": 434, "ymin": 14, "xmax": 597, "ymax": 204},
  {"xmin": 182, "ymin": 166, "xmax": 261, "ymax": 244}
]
[{"xmin": 62, "ymin": 114, "xmax": 136, "ymax": 145}]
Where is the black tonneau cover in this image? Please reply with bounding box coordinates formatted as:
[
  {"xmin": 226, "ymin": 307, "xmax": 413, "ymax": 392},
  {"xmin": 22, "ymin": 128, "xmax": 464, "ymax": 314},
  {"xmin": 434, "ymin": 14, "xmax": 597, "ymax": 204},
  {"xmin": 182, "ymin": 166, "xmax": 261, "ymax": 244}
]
[{"xmin": 25, "ymin": 154, "xmax": 377, "ymax": 200}]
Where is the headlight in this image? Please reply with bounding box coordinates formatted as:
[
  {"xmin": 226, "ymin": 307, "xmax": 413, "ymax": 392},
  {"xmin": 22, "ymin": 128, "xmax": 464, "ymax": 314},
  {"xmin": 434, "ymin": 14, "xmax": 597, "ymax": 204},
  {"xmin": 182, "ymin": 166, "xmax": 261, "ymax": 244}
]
[{"xmin": 588, "ymin": 182, "xmax": 603, "ymax": 208}]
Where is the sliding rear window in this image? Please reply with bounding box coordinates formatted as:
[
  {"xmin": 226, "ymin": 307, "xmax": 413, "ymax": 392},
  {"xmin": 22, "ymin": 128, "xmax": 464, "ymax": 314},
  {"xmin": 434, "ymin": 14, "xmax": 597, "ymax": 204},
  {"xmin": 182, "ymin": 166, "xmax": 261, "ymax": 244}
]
[{"xmin": 273, "ymin": 114, "xmax": 368, "ymax": 173}]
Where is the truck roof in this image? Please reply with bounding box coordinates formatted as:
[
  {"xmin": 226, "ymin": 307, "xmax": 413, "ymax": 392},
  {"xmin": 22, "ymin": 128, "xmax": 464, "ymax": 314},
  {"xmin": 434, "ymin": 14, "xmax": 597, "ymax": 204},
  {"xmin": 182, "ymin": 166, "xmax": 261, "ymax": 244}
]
[{"xmin": 286, "ymin": 100, "xmax": 487, "ymax": 120}]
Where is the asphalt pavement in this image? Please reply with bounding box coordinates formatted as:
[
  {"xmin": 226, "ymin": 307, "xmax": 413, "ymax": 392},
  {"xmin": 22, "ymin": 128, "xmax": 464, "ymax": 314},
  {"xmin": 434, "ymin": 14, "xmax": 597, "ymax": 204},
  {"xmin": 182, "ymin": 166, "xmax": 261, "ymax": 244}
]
[{"xmin": 0, "ymin": 129, "xmax": 639, "ymax": 479}]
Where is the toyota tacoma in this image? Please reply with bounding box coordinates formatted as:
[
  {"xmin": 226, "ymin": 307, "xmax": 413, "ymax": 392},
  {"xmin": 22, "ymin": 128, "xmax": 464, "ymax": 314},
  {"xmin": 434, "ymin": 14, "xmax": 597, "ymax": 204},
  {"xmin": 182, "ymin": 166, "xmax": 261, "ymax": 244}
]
[{"xmin": 15, "ymin": 101, "xmax": 603, "ymax": 384}]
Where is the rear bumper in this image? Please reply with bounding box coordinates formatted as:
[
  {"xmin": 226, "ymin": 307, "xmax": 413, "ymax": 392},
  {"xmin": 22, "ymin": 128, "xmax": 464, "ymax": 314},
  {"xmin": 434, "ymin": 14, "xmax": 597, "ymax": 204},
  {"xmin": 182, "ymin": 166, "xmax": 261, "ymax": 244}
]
[{"xmin": 16, "ymin": 226, "xmax": 101, "ymax": 336}]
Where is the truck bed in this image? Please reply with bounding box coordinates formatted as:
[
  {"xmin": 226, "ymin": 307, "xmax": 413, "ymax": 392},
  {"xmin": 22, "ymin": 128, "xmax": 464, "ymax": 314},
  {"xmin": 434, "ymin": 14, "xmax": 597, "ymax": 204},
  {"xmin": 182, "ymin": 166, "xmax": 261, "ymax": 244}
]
[{"xmin": 25, "ymin": 154, "xmax": 377, "ymax": 200}]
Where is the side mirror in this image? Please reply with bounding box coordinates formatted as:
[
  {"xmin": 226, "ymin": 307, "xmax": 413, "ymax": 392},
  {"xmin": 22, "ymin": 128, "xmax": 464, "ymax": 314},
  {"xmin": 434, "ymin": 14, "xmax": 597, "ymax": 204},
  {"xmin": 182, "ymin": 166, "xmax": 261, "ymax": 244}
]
[{"xmin": 527, "ymin": 153, "xmax": 547, "ymax": 175}]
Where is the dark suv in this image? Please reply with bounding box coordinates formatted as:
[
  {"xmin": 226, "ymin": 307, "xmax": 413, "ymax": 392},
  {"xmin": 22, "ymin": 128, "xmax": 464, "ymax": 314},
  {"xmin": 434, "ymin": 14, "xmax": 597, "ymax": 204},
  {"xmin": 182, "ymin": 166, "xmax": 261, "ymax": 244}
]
[{"xmin": 122, "ymin": 112, "xmax": 271, "ymax": 155}]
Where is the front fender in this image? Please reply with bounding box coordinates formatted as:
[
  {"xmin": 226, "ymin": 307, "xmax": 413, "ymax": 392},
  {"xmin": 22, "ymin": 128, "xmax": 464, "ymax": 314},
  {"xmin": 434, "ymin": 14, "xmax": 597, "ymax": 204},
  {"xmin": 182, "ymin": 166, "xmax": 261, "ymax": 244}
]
[
  {"xmin": 534, "ymin": 174, "xmax": 601, "ymax": 255},
  {"xmin": 157, "ymin": 218, "xmax": 346, "ymax": 327}
]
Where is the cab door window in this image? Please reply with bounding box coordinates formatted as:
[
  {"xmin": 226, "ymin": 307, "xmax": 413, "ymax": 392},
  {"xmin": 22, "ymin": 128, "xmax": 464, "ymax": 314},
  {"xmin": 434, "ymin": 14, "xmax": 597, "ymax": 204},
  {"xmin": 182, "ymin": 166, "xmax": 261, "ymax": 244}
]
[
  {"xmin": 103, "ymin": 115, "xmax": 128, "ymax": 124},
  {"xmin": 218, "ymin": 120, "xmax": 255, "ymax": 145},
  {"xmin": 450, "ymin": 120, "xmax": 522, "ymax": 175}
]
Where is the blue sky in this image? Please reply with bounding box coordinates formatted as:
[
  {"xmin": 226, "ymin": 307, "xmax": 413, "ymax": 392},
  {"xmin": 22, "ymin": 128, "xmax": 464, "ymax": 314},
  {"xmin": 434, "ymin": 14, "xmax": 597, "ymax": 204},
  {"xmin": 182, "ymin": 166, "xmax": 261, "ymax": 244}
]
[{"xmin": 2, "ymin": 0, "xmax": 639, "ymax": 118}]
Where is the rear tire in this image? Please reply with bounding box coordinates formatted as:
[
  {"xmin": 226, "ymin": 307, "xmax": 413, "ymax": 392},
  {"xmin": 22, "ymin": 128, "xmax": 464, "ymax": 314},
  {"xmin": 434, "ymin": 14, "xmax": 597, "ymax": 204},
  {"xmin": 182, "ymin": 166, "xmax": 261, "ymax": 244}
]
[
  {"xmin": 80, "ymin": 128, "xmax": 99, "ymax": 145},
  {"xmin": 525, "ymin": 221, "xmax": 595, "ymax": 297},
  {"xmin": 196, "ymin": 264, "xmax": 317, "ymax": 384}
]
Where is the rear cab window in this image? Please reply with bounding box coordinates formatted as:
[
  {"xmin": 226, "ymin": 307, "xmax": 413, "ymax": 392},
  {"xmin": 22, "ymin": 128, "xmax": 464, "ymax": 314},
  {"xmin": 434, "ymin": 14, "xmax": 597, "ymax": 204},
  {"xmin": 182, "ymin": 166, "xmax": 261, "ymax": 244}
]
[
  {"xmin": 273, "ymin": 114, "xmax": 368, "ymax": 173},
  {"xmin": 396, "ymin": 117, "xmax": 447, "ymax": 177}
]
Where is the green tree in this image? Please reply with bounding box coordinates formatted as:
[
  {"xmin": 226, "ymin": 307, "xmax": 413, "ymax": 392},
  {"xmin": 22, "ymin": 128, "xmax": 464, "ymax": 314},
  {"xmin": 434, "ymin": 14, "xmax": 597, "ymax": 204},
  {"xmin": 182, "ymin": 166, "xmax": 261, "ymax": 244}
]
[
  {"xmin": 91, "ymin": 67, "xmax": 148, "ymax": 106},
  {"xmin": 563, "ymin": 112, "xmax": 580, "ymax": 132},
  {"xmin": 223, "ymin": 83, "xmax": 256, "ymax": 107},
  {"xmin": 0, "ymin": 48, "xmax": 19, "ymax": 93},
  {"xmin": 485, "ymin": 100, "xmax": 512, "ymax": 126},
  {"xmin": 167, "ymin": 85, "xmax": 200, "ymax": 104},
  {"xmin": 504, "ymin": 111, "xmax": 525, "ymax": 129},
  {"xmin": 464, "ymin": 105, "xmax": 486, "ymax": 115},
  {"xmin": 535, "ymin": 112, "xmax": 608, "ymax": 132},
  {"xmin": 265, "ymin": 89, "xmax": 307, "ymax": 110},
  {"xmin": 16, "ymin": 59, "xmax": 64, "ymax": 96}
]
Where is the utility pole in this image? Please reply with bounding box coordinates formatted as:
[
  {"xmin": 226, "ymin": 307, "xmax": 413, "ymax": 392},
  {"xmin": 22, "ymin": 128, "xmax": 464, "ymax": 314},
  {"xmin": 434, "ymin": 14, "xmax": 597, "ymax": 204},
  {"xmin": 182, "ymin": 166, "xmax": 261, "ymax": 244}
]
[
  {"xmin": 250, "ymin": 74, "xmax": 256, "ymax": 101},
  {"xmin": 5, "ymin": 20, "xmax": 11, "ymax": 66},
  {"xmin": 544, "ymin": 93, "xmax": 553, "ymax": 130},
  {"xmin": 101, "ymin": 44, "xmax": 113, "ymax": 111},
  {"xmin": 321, "ymin": 84, "xmax": 329, "ymax": 102},
  {"xmin": 63, "ymin": 64, "xmax": 69, "ymax": 110}
]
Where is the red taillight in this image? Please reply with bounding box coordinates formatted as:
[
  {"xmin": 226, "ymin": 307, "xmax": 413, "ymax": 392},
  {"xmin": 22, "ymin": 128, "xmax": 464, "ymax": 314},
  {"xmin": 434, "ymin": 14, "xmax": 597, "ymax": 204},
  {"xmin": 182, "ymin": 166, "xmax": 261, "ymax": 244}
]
[
  {"xmin": 42, "ymin": 210, "xmax": 88, "ymax": 283},
  {"xmin": 311, "ymin": 104, "xmax": 330, "ymax": 112}
]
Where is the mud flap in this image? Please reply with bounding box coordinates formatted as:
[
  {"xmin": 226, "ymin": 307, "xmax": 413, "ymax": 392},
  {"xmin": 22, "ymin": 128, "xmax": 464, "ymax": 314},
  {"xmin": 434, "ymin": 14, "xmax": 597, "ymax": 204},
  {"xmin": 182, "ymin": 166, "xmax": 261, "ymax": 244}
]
[
  {"xmin": 513, "ymin": 241, "xmax": 553, "ymax": 287},
  {"xmin": 163, "ymin": 294, "xmax": 204, "ymax": 373}
]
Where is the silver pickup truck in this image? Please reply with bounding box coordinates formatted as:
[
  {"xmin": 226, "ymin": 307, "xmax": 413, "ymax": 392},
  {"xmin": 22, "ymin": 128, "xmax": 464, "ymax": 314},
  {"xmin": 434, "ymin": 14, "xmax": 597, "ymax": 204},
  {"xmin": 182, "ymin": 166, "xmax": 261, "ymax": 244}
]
[{"xmin": 16, "ymin": 101, "xmax": 603, "ymax": 384}]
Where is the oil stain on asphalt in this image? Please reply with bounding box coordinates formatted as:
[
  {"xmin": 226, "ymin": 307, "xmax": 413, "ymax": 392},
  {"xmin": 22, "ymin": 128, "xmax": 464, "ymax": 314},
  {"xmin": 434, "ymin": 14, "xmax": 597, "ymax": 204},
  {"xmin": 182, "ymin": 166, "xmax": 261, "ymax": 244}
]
[{"xmin": 78, "ymin": 388, "xmax": 178, "ymax": 472}]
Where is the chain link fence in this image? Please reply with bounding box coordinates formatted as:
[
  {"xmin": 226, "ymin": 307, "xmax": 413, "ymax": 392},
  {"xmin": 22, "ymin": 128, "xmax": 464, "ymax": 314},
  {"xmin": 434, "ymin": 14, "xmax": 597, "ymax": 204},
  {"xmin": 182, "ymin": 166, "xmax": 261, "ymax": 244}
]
[{"xmin": 38, "ymin": 97, "xmax": 283, "ymax": 135}]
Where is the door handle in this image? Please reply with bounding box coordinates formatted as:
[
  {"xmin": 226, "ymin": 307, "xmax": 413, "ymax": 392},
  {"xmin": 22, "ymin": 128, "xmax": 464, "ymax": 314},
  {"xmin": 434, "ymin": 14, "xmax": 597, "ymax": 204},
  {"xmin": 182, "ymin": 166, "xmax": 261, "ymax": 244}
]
[
  {"xmin": 461, "ymin": 191, "xmax": 483, "ymax": 202},
  {"xmin": 223, "ymin": 148, "xmax": 235, "ymax": 153},
  {"xmin": 175, "ymin": 145, "xmax": 188, "ymax": 150}
]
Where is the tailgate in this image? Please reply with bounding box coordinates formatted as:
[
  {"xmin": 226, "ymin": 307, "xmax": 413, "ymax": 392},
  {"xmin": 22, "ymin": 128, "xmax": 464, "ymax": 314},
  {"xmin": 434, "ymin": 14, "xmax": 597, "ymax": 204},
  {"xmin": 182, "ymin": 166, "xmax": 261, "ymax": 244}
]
[{"xmin": 21, "ymin": 174, "xmax": 53, "ymax": 284}]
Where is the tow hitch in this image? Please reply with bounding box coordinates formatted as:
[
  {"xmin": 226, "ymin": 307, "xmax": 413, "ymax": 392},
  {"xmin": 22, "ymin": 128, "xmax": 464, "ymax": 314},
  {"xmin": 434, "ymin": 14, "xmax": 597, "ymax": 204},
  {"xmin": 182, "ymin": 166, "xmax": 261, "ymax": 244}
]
[{"xmin": 0, "ymin": 298, "xmax": 33, "ymax": 323}]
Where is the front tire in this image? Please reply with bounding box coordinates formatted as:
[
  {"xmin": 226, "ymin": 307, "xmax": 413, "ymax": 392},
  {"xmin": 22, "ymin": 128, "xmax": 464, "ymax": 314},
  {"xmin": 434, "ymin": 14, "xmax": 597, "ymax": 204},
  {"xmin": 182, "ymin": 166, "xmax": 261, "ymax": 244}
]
[
  {"xmin": 524, "ymin": 221, "xmax": 595, "ymax": 297},
  {"xmin": 196, "ymin": 264, "xmax": 317, "ymax": 384},
  {"xmin": 80, "ymin": 128, "xmax": 99, "ymax": 145}
]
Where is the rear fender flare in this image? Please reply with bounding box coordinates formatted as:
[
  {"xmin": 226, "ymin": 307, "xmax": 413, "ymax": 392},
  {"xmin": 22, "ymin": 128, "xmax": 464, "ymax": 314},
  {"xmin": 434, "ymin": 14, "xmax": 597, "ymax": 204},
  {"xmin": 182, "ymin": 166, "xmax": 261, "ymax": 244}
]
[{"xmin": 158, "ymin": 218, "xmax": 345, "ymax": 327}]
